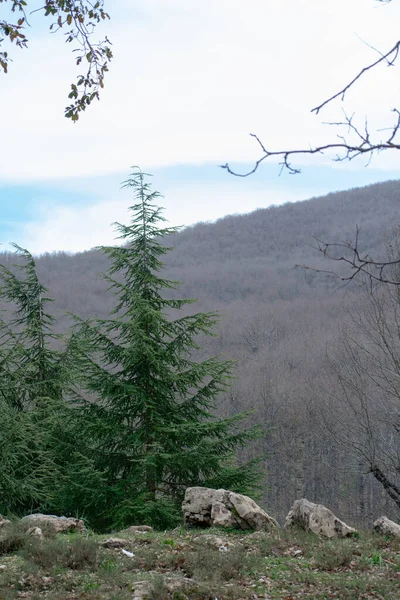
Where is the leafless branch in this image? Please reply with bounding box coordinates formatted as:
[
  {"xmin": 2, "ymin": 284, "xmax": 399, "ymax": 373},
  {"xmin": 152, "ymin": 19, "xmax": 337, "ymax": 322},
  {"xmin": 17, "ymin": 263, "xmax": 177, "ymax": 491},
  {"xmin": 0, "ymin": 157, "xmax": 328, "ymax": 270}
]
[
  {"xmin": 312, "ymin": 40, "xmax": 400, "ymax": 115},
  {"xmin": 296, "ymin": 226, "xmax": 400, "ymax": 286},
  {"xmin": 221, "ymin": 109, "xmax": 400, "ymax": 176},
  {"xmin": 222, "ymin": 13, "xmax": 400, "ymax": 177}
]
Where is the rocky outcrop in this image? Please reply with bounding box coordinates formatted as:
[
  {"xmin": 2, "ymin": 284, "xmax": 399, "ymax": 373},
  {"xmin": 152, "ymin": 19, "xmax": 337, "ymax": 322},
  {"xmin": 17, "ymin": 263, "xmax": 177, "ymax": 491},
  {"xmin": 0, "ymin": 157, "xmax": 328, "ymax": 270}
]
[
  {"xmin": 373, "ymin": 516, "xmax": 400, "ymax": 538},
  {"xmin": 21, "ymin": 514, "xmax": 84, "ymax": 534},
  {"xmin": 182, "ymin": 487, "xmax": 279, "ymax": 530},
  {"xmin": 284, "ymin": 498, "xmax": 356, "ymax": 538}
]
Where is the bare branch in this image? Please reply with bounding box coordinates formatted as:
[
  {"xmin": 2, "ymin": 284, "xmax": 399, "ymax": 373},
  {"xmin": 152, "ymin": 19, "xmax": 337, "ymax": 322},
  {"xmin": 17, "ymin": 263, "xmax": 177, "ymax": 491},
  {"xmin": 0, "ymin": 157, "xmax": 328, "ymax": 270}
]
[
  {"xmin": 221, "ymin": 110, "xmax": 400, "ymax": 177},
  {"xmin": 296, "ymin": 227, "xmax": 400, "ymax": 286},
  {"xmin": 223, "ymin": 6, "xmax": 400, "ymax": 178},
  {"xmin": 311, "ymin": 40, "xmax": 400, "ymax": 115}
]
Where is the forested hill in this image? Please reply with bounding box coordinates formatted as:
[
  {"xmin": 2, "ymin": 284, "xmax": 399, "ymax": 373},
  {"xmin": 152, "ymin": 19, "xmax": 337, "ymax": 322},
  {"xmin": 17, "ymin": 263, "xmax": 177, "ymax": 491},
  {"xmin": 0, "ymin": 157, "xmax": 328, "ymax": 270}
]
[
  {"xmin": 169, "ymin": 178, "xmax": 399, "ymax": 266},
  {"xmin": 163, "ymin": 178, "xmax": 400, "ymax": 304},
  {"xmin": 3, "ymin": 177, "xmax": 396, "ymax": 320},
  {"xmin": 2, "ymin": 178, "xmax": 400, "ymax": 525}
]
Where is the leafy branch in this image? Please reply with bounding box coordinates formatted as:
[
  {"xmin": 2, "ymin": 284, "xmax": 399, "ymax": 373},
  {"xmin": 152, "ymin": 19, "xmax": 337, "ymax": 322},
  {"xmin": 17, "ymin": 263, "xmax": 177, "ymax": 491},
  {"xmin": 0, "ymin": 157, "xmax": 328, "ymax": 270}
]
[{"xmin": 0, "ymin": 0, "xmax": 112, "ymax": 121}]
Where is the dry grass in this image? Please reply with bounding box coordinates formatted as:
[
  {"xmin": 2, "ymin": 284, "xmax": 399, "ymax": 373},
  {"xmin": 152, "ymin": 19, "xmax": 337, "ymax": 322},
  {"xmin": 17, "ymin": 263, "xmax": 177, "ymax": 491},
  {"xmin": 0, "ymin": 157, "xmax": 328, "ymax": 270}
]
[{"xmin": 0, "ymin": 524, "xmax": 399, "ymax": 599}]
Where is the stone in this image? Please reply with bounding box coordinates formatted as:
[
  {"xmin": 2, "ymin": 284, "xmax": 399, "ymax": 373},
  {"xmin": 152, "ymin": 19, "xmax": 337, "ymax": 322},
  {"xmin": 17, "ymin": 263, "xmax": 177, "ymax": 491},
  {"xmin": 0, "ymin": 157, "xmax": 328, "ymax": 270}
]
[
  {"xmin": 373, "ymin": 516, "xmax": 400, "ymax": 538},
  {"xmin": 132, "ymin": 580, "xmax": 153, "ymax": 600},
  {"xmin": 99, "ymin": 537, "xmax": 127, "ymax": 548},
  {"xmin": 133, "ymin": 576, "xmax": 193, "ymax": 600},
  {"xmin": 26, "ymin": 527, "xmax": 44, "ymax": 538},
  {"xmin": 21, "ymin": 514, "xmax": 84, "ymax": 534},
  {"xmin": 182, "ymin": 487, "xmax": 279, "ymax": 531},
  {"xmin": 125, "ymin": 525, "xmax": 153, "ymax": 533},
  {"xmin": 284, "ymin": 498, "xmax": 356, "ymax": 538},
  {"xmin": 0, "ymin": 515, "xmax": 11, "ymax": 530},
  {"xmin": 229, "ymin": 491, "xmax": 279, "ymax": 530},
  {"xmin": 195, "ymin": 534, "xmax": 234, "ymax": 550}
]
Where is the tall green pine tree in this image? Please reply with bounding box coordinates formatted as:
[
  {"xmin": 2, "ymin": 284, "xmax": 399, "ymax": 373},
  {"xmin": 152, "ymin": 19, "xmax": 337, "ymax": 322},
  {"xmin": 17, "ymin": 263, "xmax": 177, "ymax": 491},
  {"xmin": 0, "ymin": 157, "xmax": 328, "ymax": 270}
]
[{"xmin": 75, "ymin": 168, "xmax": 260, "ymax": 529}]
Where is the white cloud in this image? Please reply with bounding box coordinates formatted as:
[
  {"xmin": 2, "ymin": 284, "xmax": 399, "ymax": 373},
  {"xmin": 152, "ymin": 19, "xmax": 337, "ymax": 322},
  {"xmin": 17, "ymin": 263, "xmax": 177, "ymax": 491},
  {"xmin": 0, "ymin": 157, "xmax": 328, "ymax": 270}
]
[
  {"xmin": 2, "ymin": 0, "xmax": 400, "ymax": 181},
  {"xmin": 16, "ymin": 183, "xmax": 301, "ymax": 254}
]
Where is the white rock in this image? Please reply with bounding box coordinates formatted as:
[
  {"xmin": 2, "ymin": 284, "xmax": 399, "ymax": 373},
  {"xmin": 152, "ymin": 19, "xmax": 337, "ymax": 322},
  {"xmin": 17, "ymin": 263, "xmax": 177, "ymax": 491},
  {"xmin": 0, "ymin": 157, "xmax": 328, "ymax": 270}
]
[
  {"xmin": 21, "ymin": 514, "xmax": 84, "ymax": 534},
  {"xmin": 373, "ymin": 516, "xmax": 400, "ymax": 538},
  {"xmin": 284, "ymin": 498, "xmax": 356, "ymax": 538},
  {"xmin": 182, "ymin": 486, "xmax": 279, "ymax": 531}
]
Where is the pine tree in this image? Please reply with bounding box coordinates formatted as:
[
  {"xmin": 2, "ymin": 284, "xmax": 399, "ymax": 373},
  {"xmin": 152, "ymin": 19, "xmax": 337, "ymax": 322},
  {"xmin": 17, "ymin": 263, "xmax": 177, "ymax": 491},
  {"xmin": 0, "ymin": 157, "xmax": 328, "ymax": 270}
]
[
  {"xmin": 75, "ymin": 168, "xmax": 261, "ymax": 529},
  {"xmin": 0, "ymin": 245, "xmax": 70, "ymax": 410},
  {"xmin": 0, "ymin": 246, "xmax": 105, "ymax": 517}
]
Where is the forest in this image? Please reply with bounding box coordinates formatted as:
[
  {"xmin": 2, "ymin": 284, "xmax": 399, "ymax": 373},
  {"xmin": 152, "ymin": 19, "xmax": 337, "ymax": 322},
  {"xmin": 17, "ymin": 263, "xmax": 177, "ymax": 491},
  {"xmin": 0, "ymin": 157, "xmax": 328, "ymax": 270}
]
[{"xmin": 1, "ymin": 173, "xmax": 400, "ymax": 530}]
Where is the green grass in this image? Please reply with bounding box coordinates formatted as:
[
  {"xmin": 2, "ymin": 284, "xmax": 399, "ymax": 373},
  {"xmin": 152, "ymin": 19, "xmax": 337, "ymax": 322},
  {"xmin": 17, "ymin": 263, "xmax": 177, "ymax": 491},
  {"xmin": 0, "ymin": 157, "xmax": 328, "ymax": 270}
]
[{"xmin": 0, "ymin": 524, "xmax": 399, "ymax": 599}]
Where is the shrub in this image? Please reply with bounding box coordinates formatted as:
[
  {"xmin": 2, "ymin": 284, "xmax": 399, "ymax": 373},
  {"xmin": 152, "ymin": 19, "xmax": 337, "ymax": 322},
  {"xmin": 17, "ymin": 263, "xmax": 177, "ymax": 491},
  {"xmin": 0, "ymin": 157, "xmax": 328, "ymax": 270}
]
[
  {"xmin": 313, "ymin": 540, "xmax": 354, "ymax": 570},
  {"xmin": 0, "ymin": 521, "xmax": 30, "ymax": 555},
  {"xmin": 22, "ymin": 537, "xmax": 98, "ymax": 570}
]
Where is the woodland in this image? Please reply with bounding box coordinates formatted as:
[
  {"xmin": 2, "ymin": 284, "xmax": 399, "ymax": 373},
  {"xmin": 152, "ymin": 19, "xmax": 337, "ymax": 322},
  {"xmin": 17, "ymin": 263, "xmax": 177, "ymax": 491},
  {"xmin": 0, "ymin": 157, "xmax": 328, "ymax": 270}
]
[{"xmin": 1, "ymin": 174, "xmax": 400, "ymax": 530}]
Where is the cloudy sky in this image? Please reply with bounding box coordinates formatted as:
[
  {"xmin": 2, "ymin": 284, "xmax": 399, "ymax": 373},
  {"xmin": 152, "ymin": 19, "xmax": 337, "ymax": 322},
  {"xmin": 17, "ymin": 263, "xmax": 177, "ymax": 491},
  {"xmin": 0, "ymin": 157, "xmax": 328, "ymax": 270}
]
[{"xmin": 1, "ymin": 0, "xmax": 400, "ymax": 254}]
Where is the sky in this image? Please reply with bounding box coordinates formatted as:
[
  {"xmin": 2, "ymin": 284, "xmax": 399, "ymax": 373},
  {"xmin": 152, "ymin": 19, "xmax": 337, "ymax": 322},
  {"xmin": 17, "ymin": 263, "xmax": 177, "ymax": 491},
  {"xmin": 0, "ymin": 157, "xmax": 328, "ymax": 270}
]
[{"xmin": 1, "ymin": 0, "xmax": 400, "ymax": 254}]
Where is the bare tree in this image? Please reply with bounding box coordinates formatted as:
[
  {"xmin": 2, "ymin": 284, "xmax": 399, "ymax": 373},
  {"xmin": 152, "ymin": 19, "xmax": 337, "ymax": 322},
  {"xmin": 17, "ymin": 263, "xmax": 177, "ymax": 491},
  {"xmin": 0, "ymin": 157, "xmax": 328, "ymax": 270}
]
[{"xmin": 321, "ymin": 279, "xmax": 400, "ymax": 510}]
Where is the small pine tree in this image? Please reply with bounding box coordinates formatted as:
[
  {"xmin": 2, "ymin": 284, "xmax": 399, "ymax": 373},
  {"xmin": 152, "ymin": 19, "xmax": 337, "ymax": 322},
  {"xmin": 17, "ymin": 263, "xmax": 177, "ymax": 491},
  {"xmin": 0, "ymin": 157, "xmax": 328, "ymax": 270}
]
[
  {"xmin": 0, "ymin": 245, "xmax": 71, "ymax": 410},
  {"xmin": 0, "ymin": 246, "xmax": 105, "ymax": 518},
  {"xmin": 74, "ymin": 168, "xmax": 261, "ymax": 529}
]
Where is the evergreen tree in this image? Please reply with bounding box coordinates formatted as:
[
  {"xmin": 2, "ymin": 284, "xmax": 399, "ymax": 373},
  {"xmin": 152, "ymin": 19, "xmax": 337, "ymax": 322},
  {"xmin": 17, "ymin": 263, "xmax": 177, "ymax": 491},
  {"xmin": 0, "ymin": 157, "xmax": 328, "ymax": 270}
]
[
  {"xmin": 0, "ymin": 245, "xmax": 70, "ymax": 410},
  {"xmin": 0, "ymin": 397, "xmax": 54, "ymax": 515},
  {"xmin": 0, "ymin": 246, "xmax": 105, "ymax": 518},
  {"xmin": 75, "ymin": 168, "xmax": 260, "ymax": 529}
]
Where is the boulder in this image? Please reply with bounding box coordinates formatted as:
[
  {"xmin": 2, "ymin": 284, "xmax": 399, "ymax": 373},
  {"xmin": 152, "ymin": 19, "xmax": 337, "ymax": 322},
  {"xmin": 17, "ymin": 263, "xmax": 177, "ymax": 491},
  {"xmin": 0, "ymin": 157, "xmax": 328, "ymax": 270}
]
[
  {"xmin": 373, "ymin": 516, "xmax": 400, "ymax": 538},
  {"xmin": 284, "ymin": 498, "xmax": 356, "ymax": 538},
  {"xmin": 21, "ymin": 514, "xmax": 84, "ymax": 534},
  {"xmin": 182, "ymin": 487, "xmax": 279, "ymax": 530}
]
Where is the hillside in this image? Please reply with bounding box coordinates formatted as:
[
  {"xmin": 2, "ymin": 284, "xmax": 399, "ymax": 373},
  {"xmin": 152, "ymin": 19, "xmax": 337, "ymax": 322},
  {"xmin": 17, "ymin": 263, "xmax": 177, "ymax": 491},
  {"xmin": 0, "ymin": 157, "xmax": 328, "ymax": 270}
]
[{"xmin": 1, "ymin": 179, "xmax": 400, "ymax": 525}]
